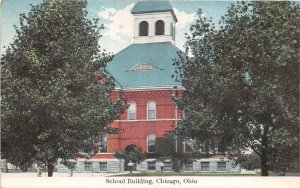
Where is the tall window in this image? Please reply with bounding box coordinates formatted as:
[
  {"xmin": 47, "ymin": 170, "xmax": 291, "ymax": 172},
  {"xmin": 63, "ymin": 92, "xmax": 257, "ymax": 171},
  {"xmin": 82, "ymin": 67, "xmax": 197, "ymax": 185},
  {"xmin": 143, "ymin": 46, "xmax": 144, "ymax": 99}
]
[
  {"xmin": 139, "ymin": 21, "xmax": 149, "ymax": 36},
  {"xmin": 128, "ymin": 102, "xmax": 136, "ymax": 120},
  {"xmin": 98, "ymin": 134, "xmax": 107, "ymax": 153},
  {"xmin": 147, "ymin": 101, "xmax": 156, "ymax": 119},
  {"xmin": 155, "ymin": 20, "xmax": 165, "ymax": 35},
  {"xmin": 147, "ymin": 133, "xmax": 156, "ymax": 153}
]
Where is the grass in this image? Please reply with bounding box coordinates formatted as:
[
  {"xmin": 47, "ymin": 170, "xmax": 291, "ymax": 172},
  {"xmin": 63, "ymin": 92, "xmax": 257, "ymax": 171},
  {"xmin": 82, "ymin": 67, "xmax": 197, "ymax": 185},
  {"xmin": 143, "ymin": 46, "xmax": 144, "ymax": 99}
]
[
  {"xmin": 111, "ymin": 171, "xmax": 259, "ymax": 177},
  {"xmin": 111, "ymin": 171, "xmax": 300, "ymax": 177}
]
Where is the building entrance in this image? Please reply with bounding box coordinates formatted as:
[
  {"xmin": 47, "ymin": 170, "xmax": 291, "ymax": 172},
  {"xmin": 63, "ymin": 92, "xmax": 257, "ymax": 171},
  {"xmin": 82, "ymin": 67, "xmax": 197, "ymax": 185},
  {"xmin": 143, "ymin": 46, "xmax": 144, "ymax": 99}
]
[{"xmin": 124, "ymin": 144, "xmax": 138, "ymax": 171}]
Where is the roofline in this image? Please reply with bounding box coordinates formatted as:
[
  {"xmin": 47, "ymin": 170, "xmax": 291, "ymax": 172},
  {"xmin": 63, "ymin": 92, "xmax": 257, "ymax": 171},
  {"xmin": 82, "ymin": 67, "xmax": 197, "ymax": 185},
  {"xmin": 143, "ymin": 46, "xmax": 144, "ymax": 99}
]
[
  {"xmin": 113, "ymin": 85, "xmax": 184, "ymax": 92},
  {"xmin": 131, "ymin": 10, "xmax": 178, "ymax": 22},
  {"xmin": 112, "ymin": 41, "xmax": 181, "ymax": 55}
]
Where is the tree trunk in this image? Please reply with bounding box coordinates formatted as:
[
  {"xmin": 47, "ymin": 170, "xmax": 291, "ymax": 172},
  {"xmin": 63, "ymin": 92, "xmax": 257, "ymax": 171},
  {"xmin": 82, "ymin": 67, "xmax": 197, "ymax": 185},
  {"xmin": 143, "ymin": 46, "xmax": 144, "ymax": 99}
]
[
  {"xmin": 47, "ymin": 162, "xmax": 54, "ymax": 177},
  {"xmin": 261, "ymin": 125, "xmax": 269, "ymax": 176}
]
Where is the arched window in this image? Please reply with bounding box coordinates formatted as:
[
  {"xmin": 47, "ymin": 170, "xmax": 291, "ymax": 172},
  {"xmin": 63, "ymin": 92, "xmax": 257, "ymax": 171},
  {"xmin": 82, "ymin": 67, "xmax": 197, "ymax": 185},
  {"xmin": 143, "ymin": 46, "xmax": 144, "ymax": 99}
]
[
  {"xmin": 139, "ymin": 21, "xmax": 149, "ymax": 36},
  {"xmin": 128, "ymin": 102, "xmax": 136, "ymax": 120},
  {"xmin": 147, "ymin": 133, "xmax": 156, "ymax": 153},
  {"xmin": 155, "ymin": 20, "xmax": 165, "ymax": 35},
  {"xmin": 147, "ymin": 101, "xmax": 156, "ymax": 119}
]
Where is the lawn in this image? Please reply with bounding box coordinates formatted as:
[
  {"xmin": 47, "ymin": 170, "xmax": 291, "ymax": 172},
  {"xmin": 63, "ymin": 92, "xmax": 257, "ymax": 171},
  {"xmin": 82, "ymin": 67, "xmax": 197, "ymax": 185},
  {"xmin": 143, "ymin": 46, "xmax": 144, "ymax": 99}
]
[{"xmin": 111, "ymin": 171, "xmax": 259, "ymax": 177}]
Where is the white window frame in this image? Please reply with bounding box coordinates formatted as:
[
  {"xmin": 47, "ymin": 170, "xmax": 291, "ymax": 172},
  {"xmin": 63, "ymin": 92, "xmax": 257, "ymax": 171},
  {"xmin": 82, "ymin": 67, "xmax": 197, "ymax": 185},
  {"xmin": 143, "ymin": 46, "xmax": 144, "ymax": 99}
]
[
  {"xmin": 217, "ymin": 162, "xmax": 226, "ymax": 171},
  {"xmin": 99, "ymin": 162, "xmax": 107, "ymax": 171},
  {"xmin": 85, "ymin": 162, "xmax": 92, "ymax": 171},
  {"xmin": 184, "ymin": 162, "xmax": 193, "ymax": 171},
  {"xmin": 147, "ymin": 101, "xmax": 156, "ymax": 120},
  {"xmin": 201, "ymin": 162, "xmax": 210, "ymax": 171},
  {"xmin": 128, "ymin": 102, "xmax": 137, "ymax": 120},
  {"xmin": 147, "ymin": 161, "xmax": 156, "ymax": 171},
  {"xmin": 147, "ymin": 133, "xmax": 156, "ymax": 153}
]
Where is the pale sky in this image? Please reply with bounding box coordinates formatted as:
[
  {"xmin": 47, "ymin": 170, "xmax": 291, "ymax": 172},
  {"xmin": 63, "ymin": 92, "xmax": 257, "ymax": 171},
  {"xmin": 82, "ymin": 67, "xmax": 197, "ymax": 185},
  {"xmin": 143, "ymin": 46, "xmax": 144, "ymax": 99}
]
[{"xmin": 1, "ymin": 0, "xmax": 235, "ymax": 55}]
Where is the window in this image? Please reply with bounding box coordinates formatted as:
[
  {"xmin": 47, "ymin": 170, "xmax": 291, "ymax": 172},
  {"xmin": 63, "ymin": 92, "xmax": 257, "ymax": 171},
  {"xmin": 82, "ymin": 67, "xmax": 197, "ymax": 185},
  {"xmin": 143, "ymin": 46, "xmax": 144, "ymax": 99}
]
[
  {"xmin": 148, "ymin": 161, "xmax": 156, "ymax": 171},
  {"xmin": 147, "ymin": 101, "xmax": 156, "ymax": 119},
  {"xmin": 85, "ymin": 162, "xmax": 92, "ymax": 171},
  {"xmin": 129, "ymin": 64, "xmax": 159, "ymax": 71},
  {"xmin": 128, "ymin": 102, "xmax": 136, "ymax": 120},
  {"xmin": 184, "ymin": 162, "xmax": 193, "ymax": 171},
  {"xmin": 163, "ymin": 162, "xmax": 172, "ymax": 171},
  {"xmin": 70, "ymin": 162, "xmax": 77, "ymax": 171},
  {"xmin": 147, "ymin": 133, "xmax": 156, "ymax": 153},
  {"xmin": 201, "ymin": 162, "xmax": 210, "ymax": 171},
  {"xmin": 139, "ymin": 21, "xmax": 149, "ymax": 36},
  {"xmin": 94, "ymin": 133, "xmax": 107, "ymax": 153},
  {"xmin": 155, "ymin": 20, "xmax": 165, "ymax": 35},
  {"xmin": 99, "ymin": 162, "xmax": 107, "ymax": 171},
  {"xmin": 217, "ymin": 162, "xmax": 226, "ymax": 171}
]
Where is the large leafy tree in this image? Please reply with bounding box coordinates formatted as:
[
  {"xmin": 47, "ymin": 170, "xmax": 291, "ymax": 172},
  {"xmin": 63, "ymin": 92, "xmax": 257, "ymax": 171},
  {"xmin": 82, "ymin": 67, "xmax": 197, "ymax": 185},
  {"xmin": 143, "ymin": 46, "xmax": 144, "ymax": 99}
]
[
  {"xmin": 1, "ymin": 0, "xmax": 125, "ymax": 176},
  {"xmin": 174, "ymin": 1, "xmax": 299, "ymax": 176}
]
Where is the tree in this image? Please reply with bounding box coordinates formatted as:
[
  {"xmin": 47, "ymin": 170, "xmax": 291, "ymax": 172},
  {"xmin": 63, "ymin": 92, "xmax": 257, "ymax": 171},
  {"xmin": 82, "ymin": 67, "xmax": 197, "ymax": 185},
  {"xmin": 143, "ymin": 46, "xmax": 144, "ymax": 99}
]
[
  {"xmin": 232, "ymin": 152, "xmax": 261, "ymax": 171},
  {"xmin": 114, "ymin": 146, "xmax": 145, "ymax": 167},
  {"xmin": 155, "ymin": 133, "xmax": 208, "ymax": 172},
  {"xmin": 1, "ymin": 0, "xmax": 125, "ymax": 177},
  {"xmin": 174, "ymin": 1, "xmax": 299, "ymax": 176}
]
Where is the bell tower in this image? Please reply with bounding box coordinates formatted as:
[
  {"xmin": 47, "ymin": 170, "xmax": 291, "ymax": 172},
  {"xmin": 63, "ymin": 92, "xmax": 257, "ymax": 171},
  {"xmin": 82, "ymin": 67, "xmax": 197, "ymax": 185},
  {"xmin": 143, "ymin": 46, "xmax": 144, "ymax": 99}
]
[{"xmin": 131, "ymin": 1, "xmax": 177, "ymax": 44}]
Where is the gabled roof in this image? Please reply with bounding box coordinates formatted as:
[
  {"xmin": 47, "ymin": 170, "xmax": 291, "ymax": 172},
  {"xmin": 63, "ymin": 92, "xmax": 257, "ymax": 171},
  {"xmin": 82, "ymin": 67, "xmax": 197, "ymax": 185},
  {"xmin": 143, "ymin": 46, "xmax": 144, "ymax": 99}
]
[
  {"xmin": 131, "ymin": 1, "xmax": 178, "ymax": 22},
  {"xmin": 106, "ymin": 42, "xmax": 182, "ymax": 89}
]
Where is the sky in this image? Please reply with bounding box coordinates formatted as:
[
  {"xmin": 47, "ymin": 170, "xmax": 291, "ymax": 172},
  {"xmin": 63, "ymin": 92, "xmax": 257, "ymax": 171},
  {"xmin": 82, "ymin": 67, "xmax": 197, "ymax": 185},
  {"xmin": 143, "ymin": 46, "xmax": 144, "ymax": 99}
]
[{"xmin": 1, "ymin": 0, "xmax": 235, "ymax": 55}]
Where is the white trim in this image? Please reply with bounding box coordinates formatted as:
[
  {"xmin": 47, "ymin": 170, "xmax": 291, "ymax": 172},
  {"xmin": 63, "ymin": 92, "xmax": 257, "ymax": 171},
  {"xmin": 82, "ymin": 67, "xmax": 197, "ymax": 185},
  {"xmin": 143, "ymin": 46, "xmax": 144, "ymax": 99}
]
[
  {"xmin": 114, "ymin": 85, "xmax": 184, "ymax": 92},
  {"xmin": 114, "ymin": 118, "xmax": 181, "ymax": 122},
  {"xmin": 147, "ymin": 100, "xmax": 156, "ymax": 120}
]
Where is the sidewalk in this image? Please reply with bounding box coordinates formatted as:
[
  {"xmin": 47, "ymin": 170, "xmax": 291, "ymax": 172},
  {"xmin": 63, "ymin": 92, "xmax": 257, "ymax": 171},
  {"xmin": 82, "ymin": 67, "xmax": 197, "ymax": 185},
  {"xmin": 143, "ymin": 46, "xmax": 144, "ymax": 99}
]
[{"xmin": 1, "ymin": 171, "xmax": 123, "ymax": 177}]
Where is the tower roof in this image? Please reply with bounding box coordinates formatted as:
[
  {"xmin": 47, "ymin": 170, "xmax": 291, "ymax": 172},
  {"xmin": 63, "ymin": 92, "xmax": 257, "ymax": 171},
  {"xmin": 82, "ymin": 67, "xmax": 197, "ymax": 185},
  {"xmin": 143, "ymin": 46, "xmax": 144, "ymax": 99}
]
[{"xmin": 131, "ymin": 1, "xmax": 177, "ymax": 22}]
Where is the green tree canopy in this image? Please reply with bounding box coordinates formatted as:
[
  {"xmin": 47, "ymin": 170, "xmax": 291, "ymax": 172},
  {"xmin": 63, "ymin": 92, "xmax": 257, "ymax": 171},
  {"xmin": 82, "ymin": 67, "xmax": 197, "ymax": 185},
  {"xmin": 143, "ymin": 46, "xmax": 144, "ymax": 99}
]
[
  {"xmin": 174, "ymin": 1, "xmax": 299, "ymax": 176},
  {"xmin": 1, "ymin": 0, "xmax": 125, "ymax": 176}
]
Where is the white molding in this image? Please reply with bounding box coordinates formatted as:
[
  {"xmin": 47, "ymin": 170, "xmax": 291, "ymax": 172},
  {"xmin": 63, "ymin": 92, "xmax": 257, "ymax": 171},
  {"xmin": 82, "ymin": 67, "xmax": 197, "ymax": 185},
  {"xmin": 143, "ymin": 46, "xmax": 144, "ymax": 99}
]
[
  {"xmin": 114, "ymin": 85, "xmax": 184, "ymax": 92},
  {"xmin": 114, "ymin": 118, "xmax": 181, "ymax": 122}
]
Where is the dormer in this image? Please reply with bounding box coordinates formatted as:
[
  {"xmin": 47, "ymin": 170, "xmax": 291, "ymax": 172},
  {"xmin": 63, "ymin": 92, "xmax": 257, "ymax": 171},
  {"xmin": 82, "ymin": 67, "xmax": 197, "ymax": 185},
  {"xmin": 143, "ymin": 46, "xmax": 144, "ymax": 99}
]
[{"xmin": 131, "ymin": 1, "xmax": 177, "ymax": 45}]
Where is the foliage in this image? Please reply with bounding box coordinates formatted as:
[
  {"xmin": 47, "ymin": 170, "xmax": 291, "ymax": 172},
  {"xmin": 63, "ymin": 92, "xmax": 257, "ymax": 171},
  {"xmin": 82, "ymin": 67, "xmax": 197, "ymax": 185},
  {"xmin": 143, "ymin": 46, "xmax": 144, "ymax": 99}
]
[
  {"xmin": 114, "ymin": 146, "xmax": 145, "ymax": 164},
  {"xmin": 232, "ymin": 152, "xmax": 261, "ymax": 170},
  {"xmin": 174, "ymin": 1, "xmax": 299, "ymax": 176},
  {"xmin": 154, "ymin": 133, "xmax": 208, "ymax": 172},
  {"xmin": 1, "ymin": 0, "xmax": 125, "ymax": 176}
]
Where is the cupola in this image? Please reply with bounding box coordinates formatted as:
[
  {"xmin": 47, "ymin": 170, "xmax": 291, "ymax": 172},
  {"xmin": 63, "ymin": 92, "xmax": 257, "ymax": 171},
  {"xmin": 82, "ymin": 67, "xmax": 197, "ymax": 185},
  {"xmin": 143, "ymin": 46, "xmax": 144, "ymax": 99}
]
[{"xmin": 131, "ymin": 1, "xmax": 177, "ymax": 44}]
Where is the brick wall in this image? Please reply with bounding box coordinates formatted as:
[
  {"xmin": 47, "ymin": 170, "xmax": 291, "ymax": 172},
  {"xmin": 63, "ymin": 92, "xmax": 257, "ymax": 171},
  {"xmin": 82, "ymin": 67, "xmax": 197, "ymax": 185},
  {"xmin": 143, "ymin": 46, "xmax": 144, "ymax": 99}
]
[{"xmin": 108, "ymin": 89, "xmax": 183, "ymax": 153}]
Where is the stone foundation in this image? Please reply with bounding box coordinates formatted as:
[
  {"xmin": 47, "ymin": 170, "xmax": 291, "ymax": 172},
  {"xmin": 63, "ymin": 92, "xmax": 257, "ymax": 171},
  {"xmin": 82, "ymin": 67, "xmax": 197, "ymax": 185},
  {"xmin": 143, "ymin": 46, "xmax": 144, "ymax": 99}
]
[
  {"xmin": 57, "ymin": 157, "xmax": 240, "ymax": 173},
  {"xmin": 57, "ymin": 158, "xmax": 124, "ymax": 173}
]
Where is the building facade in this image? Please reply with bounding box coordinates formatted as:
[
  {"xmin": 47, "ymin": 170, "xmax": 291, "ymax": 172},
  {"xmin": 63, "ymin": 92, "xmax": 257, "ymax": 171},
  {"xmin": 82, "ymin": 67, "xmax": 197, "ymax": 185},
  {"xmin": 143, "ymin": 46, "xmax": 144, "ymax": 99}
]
[{"xmin": 57, "ymin": 1, "xmax": 240, "ymax": 173}]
